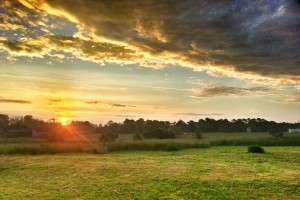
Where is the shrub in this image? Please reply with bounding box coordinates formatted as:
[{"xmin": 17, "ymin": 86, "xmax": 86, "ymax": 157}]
[
  {"xmin": 268, "ymin": 126, "xmax": 284, "ymax": 138},
  {"xmin": 133, "ymin": 133, "xmax": 143, "ymax": 141},
  {"xmin": 168, "ymin": 126, "xmax": 183, "ymax": 135},
  {"xmin": 143, "ymin": 129, "xmax": 175, "ymax": 139},
  {"xmin": 99, "ymin": 130, "xmax": 118, "ymax": 144},
  {"xmin": 44, "ymin": 132, "xmax": 65, "ymax": 142},
  {"xmin": 195, "ymin": 131, "xmax": 202, "ymax": 139},
  {"xmin": 248, "ymin": 145, "xmax": 265, "ymax": 154}
]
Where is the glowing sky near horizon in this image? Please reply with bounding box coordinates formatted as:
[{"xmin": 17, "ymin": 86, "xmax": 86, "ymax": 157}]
[{"xmin": 0, "ymin": 0, "xmax": 299, "ymax": 123}]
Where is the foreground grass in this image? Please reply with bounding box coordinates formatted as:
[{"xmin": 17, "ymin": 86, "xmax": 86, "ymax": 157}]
[{"xmin": 0, "ymin": 146, "xmax": 299, "ymax": 199}]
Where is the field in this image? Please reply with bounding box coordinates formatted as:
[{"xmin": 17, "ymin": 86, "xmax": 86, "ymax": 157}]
[
  {"xmin": 0, "ymin": 147, "xmax": 299, "ymax": 199},
  {"xmin": 0, "ymin": 132, "xmax": 299, "ymax": 199}
]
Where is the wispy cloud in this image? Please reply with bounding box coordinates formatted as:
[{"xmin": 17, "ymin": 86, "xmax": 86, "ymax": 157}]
[
  {"xmin": 84, "ymin": 101, "xmax": 99, "ymax": 104},
  {"xmin": 113, "ymin": 114, "xmax": 137, "ymax": 118},
  {"xmin": 283, "ymin": 97, "xmax": 300, "ymax": 103},
  {"xmin": 111, "ymin": 104, "xmax": 136, "ymax": 108},
  {"xmin": 176, "ymin": 113, "xmax": 224, "ymax": 116},
  {"xmin": 0, "ymin": 98, "xmax": 31, "ymax": 104},
  {"xmin": 50, "ymin": 99, "xmax": 62, "ymax": 102},
  {"xmin": 192, "ymin": 85, "xmax": 270, "ymax": 98},
  {"xmin": 84, "ymin": 100, "xmax": 136, "ymax": 108}
]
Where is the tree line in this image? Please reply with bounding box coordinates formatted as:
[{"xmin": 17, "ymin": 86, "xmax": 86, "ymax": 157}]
[
  {"xmin": 1, "ymin": 114, "xmax": 297, "ymax": 134},
  {"xmin": 96, "ymin": 118, "xmax": 297, "ymax": 135}
]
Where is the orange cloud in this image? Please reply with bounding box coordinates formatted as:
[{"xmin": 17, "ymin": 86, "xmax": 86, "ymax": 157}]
[{"xmin": 1, "ymin": 0, "xmax": 300, "ymax": 88}]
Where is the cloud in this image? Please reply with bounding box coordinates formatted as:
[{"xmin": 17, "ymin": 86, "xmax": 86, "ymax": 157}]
[
  {"xmin": 0, "ymin": 98, "xmax": 31, "ymax": 104},
  {"xmin": 113, "ymin": 114, "xmax": 137, "ymax": 118},
  {"xmin": 50, "ymin": 99, "xmax": 62, "ymax": 102},
  {"xmin": 0, "ymin": 35, "xmax": 143, "ymax": 64},
  {"xmin": 283, "ymin": 97, "xmax": 300, "ymax": 103},
  {"xmin": 1, "ymin": 0, "xmax": 300, "ymax": 86},
  {"xmin": 84, "ymin": 101, "xmax": 99, "ymax": 104},
  {"xmin": 176, "ymin": 113, "xmax": 224, "ymax": 116},
  {"xmin": 193, "ymin": 85, "xmax": 270, "ymax": 98},
  {"xmin": 110, "ymin": 104, "xmax": 126, "ymax": 107},
  {"xmin": 110, "ymin": 103, "xmax": 136, "ymax": 108},
  {"xmin": 84, "ymin": 100, "xmax": 136, "ymax": 108}
]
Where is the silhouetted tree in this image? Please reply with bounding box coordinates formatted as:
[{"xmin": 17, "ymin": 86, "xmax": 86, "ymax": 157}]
[
  {"xmin": 0, "ymin": 114, "xmax": 9, "ymax": 129},
  {"xmin": 187, "ymin": 120, "xmax": 198, "ymax": 132},
  {"xmin": 175, "ymin": 120, "xmax": 188, "ymax": 132}
]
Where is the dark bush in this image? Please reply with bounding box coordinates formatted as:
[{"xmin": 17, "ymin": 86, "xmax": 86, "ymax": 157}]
[
  {"xmin": 44, "ymin": 132, "xmax": 65, "ymax": 142},
  {"xmin": 248, "ymin": 145, "xmax": 265, "ymax": 154},
  {"xmin": 168, "ymin": 126, "xmax": 183, "ymax": 135},
  {"xmin": 195, "ymin": 131, "xmax": 202, "ymax": 139},
  {"xmin": 143, "ymin": 128, "xmax": 175, "ymax": 139},
  {"xmin": 133, "ymin": 133, "xmax": 143, "ymax": 141},
  {"xmin": 99, "ymin": 130, "xmax": 118, "ymax": 144},
  {"xmin": 268, "ymin": 126, "xmax": 284, "ymax": 138}
]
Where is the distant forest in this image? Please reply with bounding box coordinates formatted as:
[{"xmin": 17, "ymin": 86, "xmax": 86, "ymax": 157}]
[{"xmin": 0, "ymin": 114, "xmax": 298, "ymax": 134}]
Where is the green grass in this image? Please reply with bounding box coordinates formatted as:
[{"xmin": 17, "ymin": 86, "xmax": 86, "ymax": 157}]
[
  {"xmin": 0, "ymin": 143, "xmax": 106, "ymax": 155},
  {"xmin": 106, "ymin": 140, "xmax": 209, "ymax": 152},
  {"xmin": 0, "ymin": 146, "xmax": 299, "ymax": 199},
  {"xmin": 0, "ymin": 132, "xmax": 299, "ymax": 155}
]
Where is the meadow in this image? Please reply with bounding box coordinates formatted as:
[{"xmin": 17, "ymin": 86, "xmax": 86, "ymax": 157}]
[
  {"xmin": 0, "ymin": 146, "xmax": 299, "ymax": 199},
  {"xmin": 0, "ymin": 132, "xmax": 300, "ymax": 154},
  {"xmin": 0, "ymin": 132, "xmax": 299, "ymax": 199}
]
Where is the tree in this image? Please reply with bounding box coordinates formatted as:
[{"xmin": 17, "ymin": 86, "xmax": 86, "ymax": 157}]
[
  {"xmin": 268, "ymin": 125, "xmax": 284, "ymax": 138},
  {"xmin": 168, "ymin": 126, "xmax": 183, "ymax": 135},
  {"xmin": 135, "ymin": 118, "xmax": 145, "ymax": 133},
  {"xmin": 187, "ymin": 120, "xmax": 198, "ymax": 132},
  {"xmin": 175, "ymin": 120, "xmax": 188, "ymax": 132},
  {"xmin": 143, "ymin": 128, "xmax": 175, "ymax": 139},
  {"xmin": 0, "ymin": 114, "xmax": 9, "ymax": 129},
  {"xmin": 120, "ymin": 119, "xmax": 136, "ymax": 134},
  {"xmin": 99, "ymin": 129, "xmax": 118, "ymax": 144},
  {"xmin": 133, "ymin": 133, "xmax": 143, "ymax": 141}
]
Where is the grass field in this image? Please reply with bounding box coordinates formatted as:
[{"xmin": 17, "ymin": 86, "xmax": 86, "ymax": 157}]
[
  {"xmin": 0, "ymin": 146, "xmax": 299, "ymax": 199},
  {"xmin": 0, "ymin": 132, "xmax": 300, "ymax": 154}
]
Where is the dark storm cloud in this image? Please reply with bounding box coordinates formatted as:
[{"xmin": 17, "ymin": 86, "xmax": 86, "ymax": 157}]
[
  {"xmin": 0, "ymin": 98, "xmax": 32, "ymax": 104},
  {"xmin": 1, "ymin": 0, "xmax": 300, "ymax": 80},
  {"xmin": 193, "ymin": 85, "xmax": 270, "ymax": 98},
  {"xmin": 36, "ymin": 0, "xmax": 300, "ymax": 77}
]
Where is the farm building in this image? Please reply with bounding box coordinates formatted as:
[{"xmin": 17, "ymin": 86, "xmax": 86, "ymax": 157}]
[
  {"xmin": 288, "ymin": 129, "xmax": 300, "ymax": 133},
  {"xmin": 4, "ymin": 124, "xmax": 33, "ymax": 137}
]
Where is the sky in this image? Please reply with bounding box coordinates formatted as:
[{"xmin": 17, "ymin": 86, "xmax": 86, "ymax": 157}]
[{"xmin": 0, "ymin": 0, "xmax": 299, "ymax": 124}]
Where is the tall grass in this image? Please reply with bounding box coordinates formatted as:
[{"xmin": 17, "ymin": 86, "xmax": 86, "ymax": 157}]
[
  {"xmin": 106, "ymin": 141, "xmax": 210, "ymax": 152},
  {"xmin": 210, "ymin": 137, "xmax": 300, "ymax": 146},
  {"xmin": 0, "ymin": 138, "xmax": 44, "ymax": 144},
  {"xmin": 0, "ymin": 143, "xmax": 106, "ymax": 155},
  {"xmin": 0, "ymin": 133, "xmax": 299, "ymax": 154}
]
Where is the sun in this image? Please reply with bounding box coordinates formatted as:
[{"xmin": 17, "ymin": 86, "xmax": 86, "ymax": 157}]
[{"xmin": 58, "ymin": 117, "xmax": 70, "ymax": 126}]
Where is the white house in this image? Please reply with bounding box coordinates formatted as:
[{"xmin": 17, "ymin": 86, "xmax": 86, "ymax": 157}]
[{"xmin": 288, "ymin": 129, "xmax": 300, "ymax": 133}]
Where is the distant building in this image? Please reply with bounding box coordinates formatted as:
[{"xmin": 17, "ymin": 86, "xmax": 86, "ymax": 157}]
[
  {"xmin": 288, "ymin": 129, "xmax": 300, "ymax": 133},
  {"xmin": 247, "ymin": 127, "xmax": 252, "ymax": 133},
  {"xmin": 4, "ymin": 124, "xmax": 32, "ymax": 137}
]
